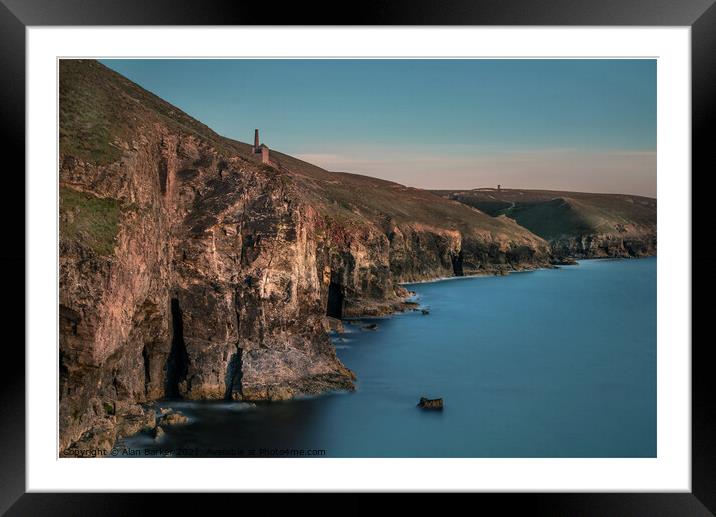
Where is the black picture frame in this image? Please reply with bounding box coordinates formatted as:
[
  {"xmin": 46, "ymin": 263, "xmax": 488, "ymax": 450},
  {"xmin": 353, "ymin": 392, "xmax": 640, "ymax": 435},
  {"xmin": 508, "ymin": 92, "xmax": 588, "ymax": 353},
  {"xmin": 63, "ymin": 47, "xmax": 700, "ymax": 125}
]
[{"xmin": 2, "ymin": 0, "xmax": 707, "ymax": 513}]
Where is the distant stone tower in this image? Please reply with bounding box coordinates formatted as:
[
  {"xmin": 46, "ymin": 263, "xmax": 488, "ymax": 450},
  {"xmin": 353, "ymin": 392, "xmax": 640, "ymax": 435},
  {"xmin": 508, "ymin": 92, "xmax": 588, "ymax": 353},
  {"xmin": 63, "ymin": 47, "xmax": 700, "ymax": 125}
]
[
  {"xmin": 253, "ymin": 129, "xmax": 270, "ymax": 165},
  {"xmin": 497, "ymin": 184, "xmax": 501, "ymax": 192},
  {"xmin": 260, "ymin": 144, "xmax": 270, "ymax": 164}
]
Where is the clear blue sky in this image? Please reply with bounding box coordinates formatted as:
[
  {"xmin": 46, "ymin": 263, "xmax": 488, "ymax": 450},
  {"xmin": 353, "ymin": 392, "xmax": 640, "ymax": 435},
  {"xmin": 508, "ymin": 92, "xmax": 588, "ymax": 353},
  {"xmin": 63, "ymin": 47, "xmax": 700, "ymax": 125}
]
[{"xmin": 101, "ymin": 59, "xmax": 656, "ymax": 197}]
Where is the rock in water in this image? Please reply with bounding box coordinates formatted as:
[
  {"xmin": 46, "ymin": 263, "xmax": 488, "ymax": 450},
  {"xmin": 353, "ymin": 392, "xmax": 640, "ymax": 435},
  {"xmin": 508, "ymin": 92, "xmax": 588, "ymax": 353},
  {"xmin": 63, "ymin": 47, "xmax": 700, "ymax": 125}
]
[
  {"xmin": 550, "ymin": 257, "xmax": 578, "ymax": 266},
  {"xmin": 421, "ymin": 309, "xmax": 430, "ymax": 315},
  {"xmin": 417, "ymin": 397, "xmax": 444, "ymax": 410},
  {"xmin": 153, "ymin": 426, "xmax": 165, "ymax": 441},
  {"xmin": 158, "ymin": 411, "xmax": 189, "ymax": 426},
  {"xmin": 324, "ymin": 316, "xmax": 345, "ymax": 333}
]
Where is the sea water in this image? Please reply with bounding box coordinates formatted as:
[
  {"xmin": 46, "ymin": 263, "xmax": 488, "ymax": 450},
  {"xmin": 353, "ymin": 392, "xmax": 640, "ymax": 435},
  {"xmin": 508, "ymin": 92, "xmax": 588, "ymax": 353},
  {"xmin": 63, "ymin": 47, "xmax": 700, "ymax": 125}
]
[{"xmin": 121, "ymin": 258, "xmax": 656, "ymax": 457}]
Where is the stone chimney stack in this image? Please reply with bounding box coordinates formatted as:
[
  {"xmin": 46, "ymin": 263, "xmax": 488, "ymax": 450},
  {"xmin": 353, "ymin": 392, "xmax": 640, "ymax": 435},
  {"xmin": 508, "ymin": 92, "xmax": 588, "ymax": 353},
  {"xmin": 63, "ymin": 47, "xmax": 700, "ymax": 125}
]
[{"xmin": 254, "ymin": 129, "xmax": 259, "ymax": 152}]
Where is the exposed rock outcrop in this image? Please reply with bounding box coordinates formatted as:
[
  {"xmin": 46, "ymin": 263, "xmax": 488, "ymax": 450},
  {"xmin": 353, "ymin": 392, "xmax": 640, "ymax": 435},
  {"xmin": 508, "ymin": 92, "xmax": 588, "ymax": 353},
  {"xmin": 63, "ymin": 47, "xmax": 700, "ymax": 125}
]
[
  {"xmin": 59, "ymin": 60, "xmax": 552, "ymax": 455},
  {"xmin": 158, "ymin": 411, "xmax": 189, "ymax": 426}
]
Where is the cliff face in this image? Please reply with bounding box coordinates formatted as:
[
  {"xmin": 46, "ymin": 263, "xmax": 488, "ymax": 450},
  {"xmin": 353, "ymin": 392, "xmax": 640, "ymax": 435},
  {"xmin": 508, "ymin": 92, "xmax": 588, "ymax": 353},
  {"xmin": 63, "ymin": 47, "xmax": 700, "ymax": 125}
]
[
  {"xmin": 58, "ymin": 60, "xmax": 552, "ymax": 454},
  {"xmin": 434, "ymin": 189, "xmax": 656, "ymax": 260}
]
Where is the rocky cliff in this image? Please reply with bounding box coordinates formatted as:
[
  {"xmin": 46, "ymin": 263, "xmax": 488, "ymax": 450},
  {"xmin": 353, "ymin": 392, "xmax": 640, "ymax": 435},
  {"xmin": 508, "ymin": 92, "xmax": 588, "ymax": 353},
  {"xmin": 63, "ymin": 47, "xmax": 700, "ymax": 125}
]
[
  {"xmin": 434, "ymin": 188, "xmax": 656, "ymax": 261},
  {"xmin": 58, "ymin": 60, "xmax": 553, "ymax": 454}
]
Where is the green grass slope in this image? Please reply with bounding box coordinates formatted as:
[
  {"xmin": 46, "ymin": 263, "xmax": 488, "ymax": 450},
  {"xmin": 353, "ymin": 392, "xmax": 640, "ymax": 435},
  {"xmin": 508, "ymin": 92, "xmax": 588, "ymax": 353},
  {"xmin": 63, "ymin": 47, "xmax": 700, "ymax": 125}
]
[
  {"xmin": 433, "ymin": 188, "xmax": 656, "ymax": 241},
  {"xmin": 60, "ymin": 59, "xmax": 246, "ymax": 164},
  {"xmin": 59, "ymin": 186, "xmax": 121, "ymax": 256}
]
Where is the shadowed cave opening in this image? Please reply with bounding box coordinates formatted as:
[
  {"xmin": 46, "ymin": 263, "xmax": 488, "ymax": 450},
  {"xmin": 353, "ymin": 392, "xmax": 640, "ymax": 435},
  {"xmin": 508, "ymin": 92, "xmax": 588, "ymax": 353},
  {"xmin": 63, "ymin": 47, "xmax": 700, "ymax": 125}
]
[
  {"xmin": 142, "ymin": 345, "xmax": 151, "ymax": 395},
  {"xmin": 59, "ymin": 350, "xmax": 69, "ymax": 396},
  {"xmin": 165, "ymin": 298, "xmax": 189, "ymax": 398},
  {"xmin": 224, "ymin": 349, "xmax": 243, "ymax": 400},
  {"xmin": 451, "ymin": 250, "xmax": 464, "ymax": 277},
  {"xmin": 326, "ymin": 281, "xmax": 344, "ymax": 319}
]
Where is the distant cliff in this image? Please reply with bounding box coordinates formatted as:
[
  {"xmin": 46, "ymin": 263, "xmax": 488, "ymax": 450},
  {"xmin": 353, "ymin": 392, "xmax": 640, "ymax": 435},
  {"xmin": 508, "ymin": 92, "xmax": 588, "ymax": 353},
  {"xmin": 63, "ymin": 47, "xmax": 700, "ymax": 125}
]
[
  {"xmin": 434, "ymin": 189, "xmax": 656, "ymax": 261},
  {"xmin": 59, "ymin": 60, "xmax": 552, "ymax": 454}
]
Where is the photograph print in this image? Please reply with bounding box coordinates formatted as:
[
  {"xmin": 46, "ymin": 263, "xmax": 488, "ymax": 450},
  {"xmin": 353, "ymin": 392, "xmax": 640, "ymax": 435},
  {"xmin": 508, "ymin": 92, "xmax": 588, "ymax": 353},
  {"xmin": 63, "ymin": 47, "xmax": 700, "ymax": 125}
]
[{"xmin": 59, "ymin": 58, "xmax": 656, "ymax": 458}]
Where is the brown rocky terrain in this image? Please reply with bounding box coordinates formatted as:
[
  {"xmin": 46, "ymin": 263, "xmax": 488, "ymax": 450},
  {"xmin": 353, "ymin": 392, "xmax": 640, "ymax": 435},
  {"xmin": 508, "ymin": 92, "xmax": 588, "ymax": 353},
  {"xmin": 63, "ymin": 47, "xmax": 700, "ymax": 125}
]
[
  {"xmin": 434, "ymin": 188, "xmax": 656, "ymax": 261},
  {"xmin": 59, "ymin": 60, "xmax": 553, "ymax": 454}
]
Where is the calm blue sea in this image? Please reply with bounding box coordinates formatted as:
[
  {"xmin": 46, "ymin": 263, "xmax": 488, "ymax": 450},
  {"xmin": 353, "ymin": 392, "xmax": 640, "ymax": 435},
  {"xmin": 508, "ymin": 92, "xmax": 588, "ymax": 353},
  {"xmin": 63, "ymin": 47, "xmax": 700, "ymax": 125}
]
[{"xmin": 122, "ymin": 258, "xmax": 656, "ymax": 457}]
